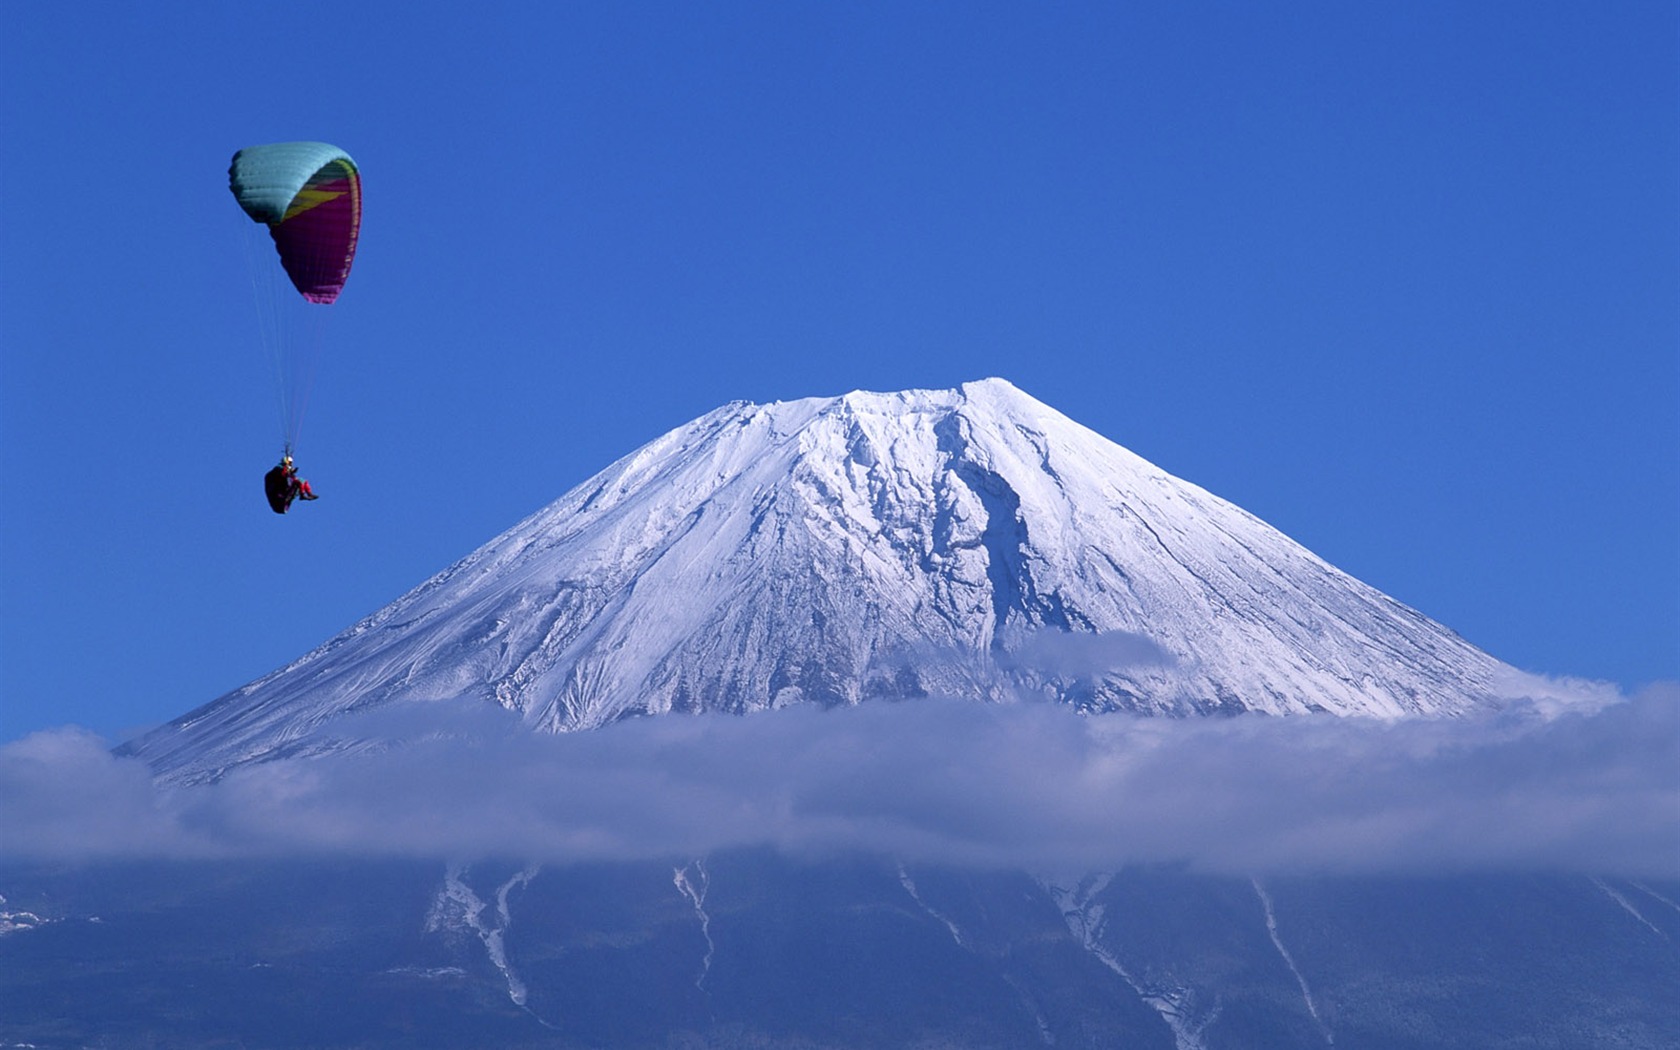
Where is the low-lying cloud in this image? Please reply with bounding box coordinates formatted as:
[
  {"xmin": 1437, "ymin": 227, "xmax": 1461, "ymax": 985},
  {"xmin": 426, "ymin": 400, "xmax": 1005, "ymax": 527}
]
[
  {"xmin": 4, "ymin": 684, "xmax": 1676, "ymax": 876},
  {"xmin": 998, "ymin": 628, "xmax": 1175, "ymax": 677}
]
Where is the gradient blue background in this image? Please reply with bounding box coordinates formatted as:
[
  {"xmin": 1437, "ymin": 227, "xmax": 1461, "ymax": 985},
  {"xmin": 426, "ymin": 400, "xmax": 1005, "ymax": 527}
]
[{"xmin": 3, "ymin": 2, "xmax": 1675, "ymax": 743}]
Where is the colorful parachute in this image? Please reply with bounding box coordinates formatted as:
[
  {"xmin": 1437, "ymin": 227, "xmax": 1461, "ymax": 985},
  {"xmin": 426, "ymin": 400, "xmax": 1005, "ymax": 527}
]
[
  {"xmin": 229, "ymin": 142, "xmax": 361, "ymax": 303},
  {"xmin": 229, "ymin": 142, "xmax": 361, "ymax": 458}
]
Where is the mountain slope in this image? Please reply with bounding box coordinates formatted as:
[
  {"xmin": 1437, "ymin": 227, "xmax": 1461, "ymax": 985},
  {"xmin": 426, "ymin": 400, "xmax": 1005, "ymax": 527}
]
[
  {"xmin": 126, "ymin": 378, "xmax": 1515, "ymax": 780},
  {"xmin": 7, "ymin": 857, "xmax": 1677, "ymax": 1049}
]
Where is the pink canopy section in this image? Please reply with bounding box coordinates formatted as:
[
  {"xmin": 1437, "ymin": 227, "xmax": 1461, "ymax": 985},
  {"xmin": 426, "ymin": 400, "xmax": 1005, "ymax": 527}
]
[{"xmin": 269, "ymin": 162, "xmax": 361, "ymax": 304}]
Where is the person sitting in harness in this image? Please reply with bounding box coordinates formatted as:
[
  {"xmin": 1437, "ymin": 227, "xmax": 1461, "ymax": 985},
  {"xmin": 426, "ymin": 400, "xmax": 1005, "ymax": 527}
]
[{"xmin": 263, "ymin": 454, "xmax": 318, "ymax": 514}]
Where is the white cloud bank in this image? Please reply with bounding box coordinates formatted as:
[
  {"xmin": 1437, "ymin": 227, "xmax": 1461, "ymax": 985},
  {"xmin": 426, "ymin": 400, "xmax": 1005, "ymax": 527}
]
[{"xmin": 3, "ymin": 684, "xmax": 1676, "ymax": 876}]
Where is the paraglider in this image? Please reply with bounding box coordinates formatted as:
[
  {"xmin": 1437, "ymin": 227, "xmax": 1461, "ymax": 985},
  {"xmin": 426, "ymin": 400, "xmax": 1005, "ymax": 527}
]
[
  {"xmin": 229, "ymin": 141, "xmax": 361, "ymax": 511},
  {"xmin": 263, "ymin": 455, "xmax": 318, "ymax": 515}
]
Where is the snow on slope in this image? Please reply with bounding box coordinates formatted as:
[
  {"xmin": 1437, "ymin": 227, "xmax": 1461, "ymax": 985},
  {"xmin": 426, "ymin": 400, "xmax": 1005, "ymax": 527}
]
[{"xmin": 125, "ymin": 379, "xmax": 1515, "ymax": 781}]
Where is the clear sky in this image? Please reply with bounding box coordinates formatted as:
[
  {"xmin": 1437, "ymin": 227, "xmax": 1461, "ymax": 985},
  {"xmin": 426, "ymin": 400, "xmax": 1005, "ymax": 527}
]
[{"xmin": 2, "ymin": 2, "xmax": 1675, "ymax": 745}]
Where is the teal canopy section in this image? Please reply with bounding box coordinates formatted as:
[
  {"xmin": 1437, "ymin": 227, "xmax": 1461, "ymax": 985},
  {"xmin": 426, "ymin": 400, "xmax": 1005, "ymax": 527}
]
[{"xmin": 229, "ymin": 141, "xmax": 358, "ymax": 225}]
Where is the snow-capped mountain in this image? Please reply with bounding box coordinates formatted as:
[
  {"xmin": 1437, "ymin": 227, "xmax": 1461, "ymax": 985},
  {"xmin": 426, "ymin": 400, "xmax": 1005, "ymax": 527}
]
[{"xmin": 126, "ymin": 378, "xmax": 1515, "ymax": 780}]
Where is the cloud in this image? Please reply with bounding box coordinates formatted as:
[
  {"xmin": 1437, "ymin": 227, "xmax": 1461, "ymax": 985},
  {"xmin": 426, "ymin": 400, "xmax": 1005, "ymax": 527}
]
[
  {"xmin": 998, "ymin": 628, "xmax": 1175, "ymax": 677},
  {"xmin": 0, "ymin": 728, "xmax": 217, "ymax": 859},
  {"xmin": 3, "ymin": 684, "xmax": 1676, "ymax": 876}
]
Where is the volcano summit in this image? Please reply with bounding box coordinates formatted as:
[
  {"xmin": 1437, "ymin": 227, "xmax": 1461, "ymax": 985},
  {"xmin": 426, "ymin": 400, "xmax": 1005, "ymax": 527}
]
[{"xmin": 127, "ymin": 378, "xmax": 1515, "ymax": 781}]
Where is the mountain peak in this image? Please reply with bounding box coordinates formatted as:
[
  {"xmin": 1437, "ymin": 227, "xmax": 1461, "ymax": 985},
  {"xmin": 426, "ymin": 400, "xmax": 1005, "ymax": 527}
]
[{"xmin": 127, "ymin": 379, "xmax": 1515, "ymax": 781}]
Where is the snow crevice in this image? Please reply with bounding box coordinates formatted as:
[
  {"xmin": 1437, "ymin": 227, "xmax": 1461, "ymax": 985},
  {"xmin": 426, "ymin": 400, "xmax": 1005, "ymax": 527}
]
[
  {"xmin": 673, "ymin": 859, "xmax": 715, "ymax": 992},
  {"xmin": 427, "ymin": 862, "xmax": 546, "ymax": 1018},
  {"xmin": 897, "ymin": 862, "xmax": 967, "ymax": 948},
  {"xmin": 1042, "ymin": 874, "xmax": 1219, "ymax": 1050},
  {"xmin": 1252, "ymin": 878, "xmax": 1332, "ymax": 1047},
  {"xmin": 1592, "ymin": 876, "xmax": 1671, "ymax": 942}
]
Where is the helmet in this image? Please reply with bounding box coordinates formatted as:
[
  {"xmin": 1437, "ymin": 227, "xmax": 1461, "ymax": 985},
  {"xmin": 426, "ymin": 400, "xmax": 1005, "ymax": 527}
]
[{"xmin": 282, "ymin": 455, "xmax": 294, "ymax": 468}]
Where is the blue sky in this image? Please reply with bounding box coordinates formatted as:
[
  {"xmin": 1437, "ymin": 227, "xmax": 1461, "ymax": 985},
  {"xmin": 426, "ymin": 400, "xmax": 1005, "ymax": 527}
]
[{"xmin": 2, "ymin": 2, "xmax": 1675, "ymax": 744}]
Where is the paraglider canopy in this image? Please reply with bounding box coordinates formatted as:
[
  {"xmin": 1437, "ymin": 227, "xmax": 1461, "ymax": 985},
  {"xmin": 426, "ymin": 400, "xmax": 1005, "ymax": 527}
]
[{"xmin": 229, "ymin": 142, "xmax": 361, "ymax": 304}]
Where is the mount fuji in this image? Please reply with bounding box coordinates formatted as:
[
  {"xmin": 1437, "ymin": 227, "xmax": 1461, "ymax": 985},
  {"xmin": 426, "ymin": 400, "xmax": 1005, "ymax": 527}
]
[
  {"xmin": 13, "ymin": 379, "xmax": 1676, "ymax": 1050},
  {"xmin": 126, "ymin": 378, "xmax": 1515, "ymax": 783}
]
